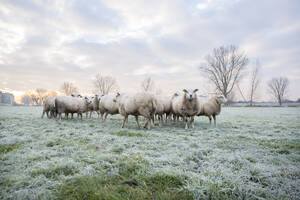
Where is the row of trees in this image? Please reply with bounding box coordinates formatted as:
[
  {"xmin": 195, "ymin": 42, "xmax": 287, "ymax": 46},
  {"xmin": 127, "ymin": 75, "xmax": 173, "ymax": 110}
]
[
  {"xmin": 21, "ymin": 45, "xmax": 291, "ymax": 106},
  {"xmin": 21, "ymin": 89, "xmax": 58, "ymax": 105},
  {"xmin": 199, "ymin": 45, "xmax": 289, "ymax": 106}
]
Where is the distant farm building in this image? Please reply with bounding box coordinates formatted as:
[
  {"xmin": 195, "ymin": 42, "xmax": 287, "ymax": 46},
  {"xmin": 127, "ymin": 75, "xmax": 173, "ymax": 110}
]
[{"xmin": 0, "ymin": 91, "xmax": 15, "ymax": 104}]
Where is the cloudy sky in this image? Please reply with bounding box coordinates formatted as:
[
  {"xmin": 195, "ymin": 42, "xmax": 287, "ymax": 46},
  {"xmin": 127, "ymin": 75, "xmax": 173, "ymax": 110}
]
[{"xmin": 0, "ymin": 0, "xmax": 300, "ymax": 100}]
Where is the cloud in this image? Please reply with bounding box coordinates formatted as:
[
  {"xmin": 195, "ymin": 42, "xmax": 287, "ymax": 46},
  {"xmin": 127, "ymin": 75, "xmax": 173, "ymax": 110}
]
[{"xmin": 0, "ymin": 0, "xmax": 300, "ymax": 100}]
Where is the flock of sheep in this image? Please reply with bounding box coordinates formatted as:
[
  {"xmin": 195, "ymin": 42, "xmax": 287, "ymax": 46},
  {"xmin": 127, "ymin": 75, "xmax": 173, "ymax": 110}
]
[{"xmin": 42, "ymin": 89, "xmax": 227, "ymax": 129}]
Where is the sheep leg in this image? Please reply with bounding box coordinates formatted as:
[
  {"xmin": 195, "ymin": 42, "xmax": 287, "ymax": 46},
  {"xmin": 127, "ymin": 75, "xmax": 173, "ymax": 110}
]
[
  {"xmin": 100, "ymin": 113, "xmax": 104, "ymax": 122},
  {"xmin": 121, "ymin": 115, "xmax": 128, "ymax": 128},
  {"xmin": 208, "ymin": 116, "xmax": 212, "ymax": 124},
  {"xmin": 191, "ymin": 117, "xmax": 195, "ymax": 128},
  {"xmin": 144, "ymin": 118, "xmax": 151, "ymax": 130},
  {"xmin": 147, "ymin": 118, "xmax": 152, "ymax": 130},
  {"xmin": 86, "ymin": 112, "xmax": 88, "ymax": 119},
  {"xmin": 213, "ymin": 115, "xmax": 216, "ymax": 126},
  {"xmin": 104, "ymin": 113, "xmax": 109, "ymax": 122},
  {"xmin": 41, "ymin": 111, "xmax": 45, "ymax": 118},
  {"xmin": 159, "ymin": 115, "xmax": 163, "ymax": 126},
  {"xmin": 184, "ymin": 117, "xmax": 188, "ymax": 129},
  {"xmin": 135, "ymin": 116, "xmax": 141, "ymax": 129}
]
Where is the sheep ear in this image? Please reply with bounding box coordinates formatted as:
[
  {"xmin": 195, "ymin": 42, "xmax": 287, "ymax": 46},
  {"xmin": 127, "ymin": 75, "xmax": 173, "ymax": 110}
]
[
  {"xmin": 183, "ymin": 89, "xmax": 188, "ymax": 93},
  {"xmin": 193, "ymin": 89, "xmax": 198, "ymax": 93}
]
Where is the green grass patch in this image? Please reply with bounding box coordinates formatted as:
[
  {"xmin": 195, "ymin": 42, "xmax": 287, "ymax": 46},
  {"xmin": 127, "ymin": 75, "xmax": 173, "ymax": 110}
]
[
  {"xmin": 112, "ymin": 146, "xmax": 124, "ymax": 154},
  {"xmin": 55, "ymin": 155, "xmax": 192, "ymax": 199},
  {"xmin": 55, "ymin": 173, "xmax": 192, "ymax": 200},
  {"xmin": 0, "ymin": 143, "xmax": 21, "ymax": 153},
  {"xmin": 257, "ymin": 139, "xmax": 300, "ymax": 153},
  {"xmin": 46, "ymin": 138, "xmax": 63, "ymax": 147},
  {"xmin": 112, "ymin": 131, "xmax": 144, "ymax": 137},
  {"xmin": 31, "ymin": 165, "xmax": 79, "ymax": 179}
]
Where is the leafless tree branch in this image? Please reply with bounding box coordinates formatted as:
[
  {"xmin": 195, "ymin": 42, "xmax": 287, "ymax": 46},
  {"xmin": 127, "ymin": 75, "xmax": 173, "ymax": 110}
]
[
  {"xmin": 61, "ymin": 82, "xmax": 79, "ymax": 96},
  {"xmin": 93, "ymin": 74, "xmax": 118, "ymax": 95},
  {"xmin": 141, "ymin": 77, "xmax": 155, "ymax": 92},
  {"xmin": 200, "ymin": 45, "xmax": 249, "ymax": 98},
  {"xmin": 268, "ymin": 77, "xmax": 289, "ymax": 106},
  {"xmin": 249, "ymin": 60, "xmax": 260, "ymax": 106}
]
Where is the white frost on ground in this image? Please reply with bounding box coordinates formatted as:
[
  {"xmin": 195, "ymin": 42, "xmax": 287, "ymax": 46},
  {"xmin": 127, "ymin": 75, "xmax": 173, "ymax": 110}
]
[{"xmin": 0, "ymin": 106, "xmax": 299, "ymax": 199}]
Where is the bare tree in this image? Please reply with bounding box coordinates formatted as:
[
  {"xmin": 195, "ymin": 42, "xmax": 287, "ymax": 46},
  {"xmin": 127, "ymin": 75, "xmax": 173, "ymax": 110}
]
[
  {"xmin": 29, "ymin": 92, "xmax": 39, "ymax": 105},
  {"xmin": 248, "ymin": 61, "xmax": 260, "ymax": 106},
  {"xmin": 21, "ymin": 93, "xmax": 31, "ymax": 105},
  {"xmin": 36, "ymin": 88, "xmax": 47, "ymax": 104},
  {"xmin": 268, "ymin": 77, "xmax": 289, "ymax": 106},
  {"xmin": 226, "ymin": 91, "xmax": 236, "ymax": 104},
  {"xmin": 141, "ymin": 77, "xmax": 155, "ymax": 92},
  {"xmin": 199, "ymin": 45, "xmax": 249, "ymax": 98},
  {"xmin": 61, "ymin": 82, "xmax": 79, "ymax": 96},
  {"xmin": 93, "ymin": 74, "xmax": 118, "ymax": 95}
]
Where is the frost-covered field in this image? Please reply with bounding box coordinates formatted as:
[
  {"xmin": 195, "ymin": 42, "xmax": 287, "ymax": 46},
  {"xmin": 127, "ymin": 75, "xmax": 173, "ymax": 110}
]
[{"xmin": 0, "ymin": 106, "xmax": 300, "ymax": 200}]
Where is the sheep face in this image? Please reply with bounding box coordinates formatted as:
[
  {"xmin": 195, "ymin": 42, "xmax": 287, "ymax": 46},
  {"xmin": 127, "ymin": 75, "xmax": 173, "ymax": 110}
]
[
  {"xmin": 217, "ymin": 95, "xmax": 227, "ymax": 104},
  {"xmin": 97, "ymin": 94, "xmax": 104, "ymax": 101},
  {"xmin": 183, "ymin": 89, "xmax": 198, "ymax": 101},
  {"xmin": 84, "ymin": 97, "xmax": 93, "ymax": 104},
  {"xmin": 114, "ymin": 93, "xmax": 120, "ymax": 103}
]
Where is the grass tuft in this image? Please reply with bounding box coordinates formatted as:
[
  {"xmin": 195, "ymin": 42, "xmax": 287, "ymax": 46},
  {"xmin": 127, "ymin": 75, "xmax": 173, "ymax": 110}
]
[
  {"xmin": 55, "ymin": 173, "xmax": 192, "ymax": 200},
  {"xmin": 55, "ymin": 155, "xmax": 193, "ymax": 199},
  {"xmin": 0, "ymin": 144, "xmax": 20, "ymax": 153},
  {"xmin": 112, "ymin": 131, "xmax": 144, "ymax": 137},
  {"xmin": 31, "ymin": 165, "xmax": 79, "ymax": 179}
]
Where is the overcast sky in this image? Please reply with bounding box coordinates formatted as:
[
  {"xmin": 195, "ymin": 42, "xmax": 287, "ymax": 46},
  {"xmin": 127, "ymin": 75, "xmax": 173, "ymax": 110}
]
[{"xmin": 0, "ymin": 0, "xmax": 300, "ymax": 100}]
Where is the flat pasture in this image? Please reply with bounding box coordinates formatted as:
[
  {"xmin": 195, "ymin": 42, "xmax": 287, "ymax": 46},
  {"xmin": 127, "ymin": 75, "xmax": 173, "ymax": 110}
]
[{"xmin": 0, "ymin": 106, "xmax": 299, "ymax": 199}]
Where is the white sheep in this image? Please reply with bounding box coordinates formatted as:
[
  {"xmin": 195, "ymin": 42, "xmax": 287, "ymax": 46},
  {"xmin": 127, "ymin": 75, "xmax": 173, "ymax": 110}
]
[
  {"xmin": 116, "ymin": 92, "xmax": 157, "ymax": 130},
  {"xmin": 171, "ymin": 89, "xmax": 200, "ymax": 129},
  {"xmin": 98, "ymin": 94, "xmax": 119, "ymax": 122},
  {"xmin": 94, "ymin": 94, "xmax": 104, "ymax": 118},
  {"xmin": 197, "ymin": 95, "xmax": 227, "ymax": 125},
  {"xmin": 41, "ymin": 97, "xmax": 56, "ymax": 118},
  {"xmin": 154, "ymin": 95, "xmax": 172, "ymax": 125},
  {"xmin": 55, "ymin": 96, "xmax": 92, "ymax": 120},
  {"xmin": 86, "ymin": 95, "xmax": 100, "ymax": 118}
]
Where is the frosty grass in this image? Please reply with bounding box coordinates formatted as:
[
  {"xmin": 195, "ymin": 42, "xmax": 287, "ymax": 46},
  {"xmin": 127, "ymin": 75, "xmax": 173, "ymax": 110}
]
[{"xmin": 0, "ymin": 106, "xmax": 299, "ymax": 199}]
